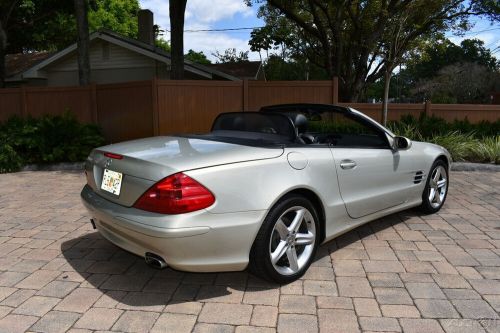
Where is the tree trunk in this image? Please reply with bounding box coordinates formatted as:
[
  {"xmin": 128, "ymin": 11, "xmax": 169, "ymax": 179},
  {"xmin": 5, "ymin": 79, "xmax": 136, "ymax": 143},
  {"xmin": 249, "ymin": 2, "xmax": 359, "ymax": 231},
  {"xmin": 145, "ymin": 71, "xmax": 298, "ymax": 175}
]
[
  {"xmin": 382, "ymin": 70, "xmax": 392, "ymax": 126},
  {"xmin": 0, "ymin": 21, "xmax": 6, "ymax": 88},
  {"xmin": 169, "ymin": 0, "xmax": 187, "ymax": 80},
  {"xmin": 74, "ymin": 0, "xmax": 90, "ymax": 85}
]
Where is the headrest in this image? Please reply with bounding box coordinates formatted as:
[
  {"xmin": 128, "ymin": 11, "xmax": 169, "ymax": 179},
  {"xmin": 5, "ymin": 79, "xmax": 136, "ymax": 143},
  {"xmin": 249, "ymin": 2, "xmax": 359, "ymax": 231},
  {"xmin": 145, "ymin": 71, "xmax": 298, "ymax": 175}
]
[{"xmin": 293, "ymin": 114, "xmax": 308, "ymax": 134}]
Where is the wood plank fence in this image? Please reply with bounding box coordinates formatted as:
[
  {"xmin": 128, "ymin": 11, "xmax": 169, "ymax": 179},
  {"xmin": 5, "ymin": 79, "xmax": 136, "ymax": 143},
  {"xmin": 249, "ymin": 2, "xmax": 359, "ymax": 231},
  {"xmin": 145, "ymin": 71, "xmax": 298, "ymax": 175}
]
[{"xmin": 1, "ymin": 78, "xmax": 499, "ymax": 143}]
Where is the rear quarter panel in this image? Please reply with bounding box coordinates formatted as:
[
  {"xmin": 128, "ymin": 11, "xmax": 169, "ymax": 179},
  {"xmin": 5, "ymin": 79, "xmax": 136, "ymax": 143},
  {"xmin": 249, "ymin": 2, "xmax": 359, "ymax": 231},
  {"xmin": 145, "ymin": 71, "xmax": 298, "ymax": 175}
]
[{"xmin": 186, "ymin": 147, "xmax": 349, "ymax": 239}]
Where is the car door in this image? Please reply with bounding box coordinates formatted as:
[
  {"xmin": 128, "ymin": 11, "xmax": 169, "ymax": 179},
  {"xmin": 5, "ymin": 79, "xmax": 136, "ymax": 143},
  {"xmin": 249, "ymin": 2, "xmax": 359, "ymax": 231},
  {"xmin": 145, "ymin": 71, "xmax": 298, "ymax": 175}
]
[{"xmin": 309, "ymin": 110, "xmax": 412, "ymax": 219}]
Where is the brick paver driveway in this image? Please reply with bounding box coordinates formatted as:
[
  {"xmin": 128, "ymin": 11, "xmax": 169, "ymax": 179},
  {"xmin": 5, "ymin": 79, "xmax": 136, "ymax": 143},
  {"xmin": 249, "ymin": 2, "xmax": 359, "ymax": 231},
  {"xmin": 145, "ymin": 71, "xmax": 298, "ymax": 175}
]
[{"xmin": 0, "ymin": 171, "xmax": 499, "ymax": 333}]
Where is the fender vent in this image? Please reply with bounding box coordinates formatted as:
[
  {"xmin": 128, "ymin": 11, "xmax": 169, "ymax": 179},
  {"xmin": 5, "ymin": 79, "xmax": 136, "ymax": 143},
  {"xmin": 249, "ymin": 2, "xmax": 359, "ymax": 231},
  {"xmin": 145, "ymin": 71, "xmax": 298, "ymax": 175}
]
[{"xmin": 414, "ymin": 171, "xmax": 424, "ymax": 184}]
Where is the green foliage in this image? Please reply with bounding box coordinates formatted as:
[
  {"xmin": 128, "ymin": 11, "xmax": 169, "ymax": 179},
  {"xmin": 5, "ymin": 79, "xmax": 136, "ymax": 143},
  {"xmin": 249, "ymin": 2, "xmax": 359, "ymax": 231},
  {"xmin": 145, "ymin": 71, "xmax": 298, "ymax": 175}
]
[
  {"xmin": 0, "ymin": 113, "xmax": 105, "ymax": 173},
  {"xmin": 388, "ymin": 115, "xmax": 500, "ymax": 164},
  {"xmin": 212, "ymin": 48, "xmax": 249, "ymax": 63},
  {"xmin": 248, "ymin": 0, "xmax": 499, "ymax": 101},
  {"xmin": 366, "ymin": 37, "xmax": 499, "ymax": 102},
  {"xmin": 155, "ymin": 38, "xmax": 171, "ymax": 52},
  {"xmin": 430, "ymin": 131, "xmax": 479, "ymax": 162},
  {"xmin": 389, "ymin": 114, "xmax": 500, "ymax": 138},
  {"xmin": 471, "ymin": 136, "xmax": 500, "ymax": 164},
  {"xmin": 185, "ymin": 49, "xmax": 211, "ymax": 65},
  {"xmin": 88, "ymin": 0, "xmax": 140, "ymax": 38},
  {"xmin": 0, "ymin": 143, "xmax": 23, "ymax": 173},
  {"xmin": 264, "ymin": 55, "xmax": 329, "ymax": 80},
  {"xmin": 6, "ymin": 0, "xmax": 140, "ymax": 53}
]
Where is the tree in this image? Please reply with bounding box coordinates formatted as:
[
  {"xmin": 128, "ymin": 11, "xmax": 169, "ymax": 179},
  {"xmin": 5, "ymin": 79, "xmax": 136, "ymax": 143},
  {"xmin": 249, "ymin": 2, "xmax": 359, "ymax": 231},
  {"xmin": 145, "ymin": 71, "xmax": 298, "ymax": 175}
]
[
  {"xmin": 269, "ymin": 55, "xmax": 330, "ymax": 80},
  {"xmin": 6, "ymin": 0, "xmax": 139, "ymax": 53},
  {"xmin": 405, "ymin": 37, "xmax": 499, "ymax": 82},
  {"xmin": 185, "ymin": 49, "xmax": 211, "ymax": 65},
  {"xmin": 0, "ymin": 0, "xmax": 19, "ymax": 87},
  {"xmin": 247, "ymin": 0, "xmax": 499, "ymax": 102},
  {"xmin": 212, "ymin": 48, "xmax": 249, "ymax": 63},
  {"xmin": 74, "ymin": 0, "xmax": 91, "ymax": 85},
  {"xmin": 380, "ymin": 3, "xmax": 430, "ymax": 125},
  {"xmin": 1, "ymin": 0, "xmax": 139, "ymax": 86},
  {"xmin": 365, "ymin": 37, "xmax": 500, "ymax": 103},
  {"xmin": 169, "ymin": 0, "xmax": 187, "ymax": 80},
  {"xmin": 413, "ymin": 62, "xmax": 500, "ymax": 103}
]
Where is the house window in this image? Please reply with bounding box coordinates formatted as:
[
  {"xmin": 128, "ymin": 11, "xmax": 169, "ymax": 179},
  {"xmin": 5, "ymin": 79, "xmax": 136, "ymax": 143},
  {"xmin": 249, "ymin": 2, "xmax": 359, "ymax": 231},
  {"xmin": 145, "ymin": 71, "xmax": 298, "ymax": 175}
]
[{"xmin": 102, "ymin": 43, "xmax": 110, "ymax": 61}]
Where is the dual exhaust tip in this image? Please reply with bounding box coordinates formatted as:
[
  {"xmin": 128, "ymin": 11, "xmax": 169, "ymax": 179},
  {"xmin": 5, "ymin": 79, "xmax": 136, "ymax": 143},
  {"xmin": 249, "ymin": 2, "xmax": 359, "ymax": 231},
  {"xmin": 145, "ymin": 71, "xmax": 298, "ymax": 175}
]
[{"xmin": 145, "ymin": 252, "xmax": 167, "ymax": 269}]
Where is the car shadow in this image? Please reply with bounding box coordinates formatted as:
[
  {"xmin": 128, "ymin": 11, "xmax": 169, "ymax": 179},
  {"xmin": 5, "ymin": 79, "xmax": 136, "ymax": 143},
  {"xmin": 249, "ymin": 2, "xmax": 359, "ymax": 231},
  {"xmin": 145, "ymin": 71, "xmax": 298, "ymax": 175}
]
[{"xmin": 60, "ymin": 209, "xmax": 421, "ymax": 306}]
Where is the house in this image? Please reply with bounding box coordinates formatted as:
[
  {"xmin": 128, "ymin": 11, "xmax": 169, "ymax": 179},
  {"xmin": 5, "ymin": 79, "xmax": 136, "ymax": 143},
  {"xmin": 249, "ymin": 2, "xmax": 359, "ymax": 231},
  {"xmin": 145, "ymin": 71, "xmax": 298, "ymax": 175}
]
[
  {"xmin": 5, "ymin": 10, "xmax": 241, "ymax": 87},
  {"xmin": 5, "ymin": 52, "xmax": 52, "ymax": 86}
]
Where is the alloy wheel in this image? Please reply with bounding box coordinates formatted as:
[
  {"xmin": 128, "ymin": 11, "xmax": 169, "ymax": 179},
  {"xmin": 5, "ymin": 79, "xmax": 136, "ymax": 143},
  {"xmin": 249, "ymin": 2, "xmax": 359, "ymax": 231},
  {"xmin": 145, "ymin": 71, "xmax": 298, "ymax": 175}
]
[
  {"xmin": 269, "ymin": 206, "xmax": 316, "ymax": 275},
  {"xmin": 428, "ymin": 165, "xmax": 447, "ymax": 209}
]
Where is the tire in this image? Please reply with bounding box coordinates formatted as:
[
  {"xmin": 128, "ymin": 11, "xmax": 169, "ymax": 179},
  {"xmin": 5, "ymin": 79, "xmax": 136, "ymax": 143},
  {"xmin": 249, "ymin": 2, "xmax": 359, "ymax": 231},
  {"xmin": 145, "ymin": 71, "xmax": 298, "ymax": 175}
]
[
  {"xmin": 420, "ymin": 159, "xmax": 449, "ymax": 214},
  {"xmin": 249, "ymin": 194, "xmax": 320, "ymax": 284}
]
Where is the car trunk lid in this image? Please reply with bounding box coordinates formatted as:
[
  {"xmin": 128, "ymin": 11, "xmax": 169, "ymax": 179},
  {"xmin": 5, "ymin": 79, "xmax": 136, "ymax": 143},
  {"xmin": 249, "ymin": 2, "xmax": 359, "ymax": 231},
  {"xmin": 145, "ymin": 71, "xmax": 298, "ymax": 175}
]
[{"xmin": 85, "ymin": 136, "xmax": 284, "ymax": 207}]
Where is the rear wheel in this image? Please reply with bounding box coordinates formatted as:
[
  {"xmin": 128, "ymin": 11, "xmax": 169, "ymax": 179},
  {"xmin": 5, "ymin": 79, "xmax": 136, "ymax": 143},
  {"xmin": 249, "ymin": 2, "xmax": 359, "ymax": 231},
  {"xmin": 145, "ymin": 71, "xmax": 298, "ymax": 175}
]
[
  {"xmin": 420, "ymin": 160, "xmax": 448, "ymax": 214},
  {"xmin": 249, "ymin": 195, "xmax": 320, "ymax": 283}
]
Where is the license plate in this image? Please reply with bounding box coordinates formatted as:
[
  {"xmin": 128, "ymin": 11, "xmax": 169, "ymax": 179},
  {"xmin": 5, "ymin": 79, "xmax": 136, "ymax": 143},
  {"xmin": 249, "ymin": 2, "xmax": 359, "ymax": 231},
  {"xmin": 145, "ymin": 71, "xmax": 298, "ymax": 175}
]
[{"xmin": 101, "ymin": 169, "xmax": 123, "ymax": 196}]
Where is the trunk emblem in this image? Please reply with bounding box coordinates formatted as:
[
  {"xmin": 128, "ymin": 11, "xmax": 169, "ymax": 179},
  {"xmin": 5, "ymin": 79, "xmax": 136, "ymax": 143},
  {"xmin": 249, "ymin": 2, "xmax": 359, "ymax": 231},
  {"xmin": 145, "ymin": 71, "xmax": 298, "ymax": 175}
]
[{"xmin": 105, "ymin": 159, "xmax": 112, "ymax": 168}]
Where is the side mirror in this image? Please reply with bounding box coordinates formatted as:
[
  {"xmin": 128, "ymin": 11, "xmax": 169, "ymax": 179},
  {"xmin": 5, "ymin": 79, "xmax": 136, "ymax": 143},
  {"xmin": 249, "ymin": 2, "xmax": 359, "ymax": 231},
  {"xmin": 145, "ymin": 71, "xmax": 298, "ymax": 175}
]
[{"xmin": 393, "ymin": 136, "xmax": 412, "ymax": 150}]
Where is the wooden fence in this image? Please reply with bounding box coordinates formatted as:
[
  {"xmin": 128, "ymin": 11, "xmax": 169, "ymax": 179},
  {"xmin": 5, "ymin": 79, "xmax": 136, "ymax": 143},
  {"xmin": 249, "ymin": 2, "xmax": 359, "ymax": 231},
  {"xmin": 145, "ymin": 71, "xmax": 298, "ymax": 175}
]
[{"xmin": 1, "ymin": 78, "xmax": 499, "ymax": 143}]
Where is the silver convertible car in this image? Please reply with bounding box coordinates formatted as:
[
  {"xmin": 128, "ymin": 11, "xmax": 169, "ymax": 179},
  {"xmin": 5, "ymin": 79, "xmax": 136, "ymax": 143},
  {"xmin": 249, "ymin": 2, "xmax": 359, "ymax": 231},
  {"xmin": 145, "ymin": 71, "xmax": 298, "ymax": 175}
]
[{"xmin": 81, "ymin": 104, "xmax": 451, "ymax": 283}]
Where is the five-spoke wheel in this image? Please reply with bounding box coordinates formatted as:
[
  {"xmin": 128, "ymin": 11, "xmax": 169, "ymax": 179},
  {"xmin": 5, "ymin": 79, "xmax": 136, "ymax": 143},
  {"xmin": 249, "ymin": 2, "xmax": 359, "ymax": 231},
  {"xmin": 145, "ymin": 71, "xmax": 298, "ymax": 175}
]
[
  {"xmin": 420, "ymin": 159, "xmax": 449, "ymax": 213},
  {"xmin": 269, "ymin": 206, "xmax": 316, "ymax": 275},
  {"xmin": 249, "ymin": 195, "xmax": 320, "ymax": 283}
]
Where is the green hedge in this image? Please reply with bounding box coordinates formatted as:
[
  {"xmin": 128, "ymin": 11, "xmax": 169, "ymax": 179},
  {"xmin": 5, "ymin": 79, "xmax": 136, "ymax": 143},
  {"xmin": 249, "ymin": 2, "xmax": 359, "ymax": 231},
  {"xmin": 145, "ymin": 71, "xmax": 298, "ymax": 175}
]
[
  {"xmin": 389, "ymin": 114, "xmax": 500, "ymax": 138},
  {"xmin": 388, "ymin": 115, "xmax": 499, "ymax": 164},
  {"xmin": 0, "ymin": 113, "xmax": 105, "ymax": 173}
]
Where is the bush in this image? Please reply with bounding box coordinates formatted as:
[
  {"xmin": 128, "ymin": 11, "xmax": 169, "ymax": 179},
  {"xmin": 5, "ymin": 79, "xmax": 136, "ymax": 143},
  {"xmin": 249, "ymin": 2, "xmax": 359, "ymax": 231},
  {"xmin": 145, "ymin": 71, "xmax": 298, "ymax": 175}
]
[
  {"xmin": 0, "ymin": 143, "xmax": 23, "ymax": 173},
  {"xmin": 0, "ymin": 113, "xmax": 105, "ymax": 173},
  {"xmin": 429, "ymin": 131, "xmax": 478, "ymax": 162},
  {"xmin": 471, "ymin": 136, "xmax": 500, "ymax": 164},
  {"xmin": 389, "ymin": 116, "xmax": 500, "ymax": 164},
  {"xmin": 390, "ymin": 114, "xmax": 500, "ymax": 138}
]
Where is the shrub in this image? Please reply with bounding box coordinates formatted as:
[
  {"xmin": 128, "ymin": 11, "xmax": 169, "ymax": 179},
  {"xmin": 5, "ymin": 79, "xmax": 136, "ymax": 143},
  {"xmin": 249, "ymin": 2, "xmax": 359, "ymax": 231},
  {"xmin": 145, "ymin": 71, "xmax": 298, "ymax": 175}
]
[
  {"xmin": 428, "ymin": 131, "xmax": 478, "ymax": 162},
  {"xmin": 0, "ymin": 143, "xmax": 23, "ymax": 173},
  {"xmin": 388, "ymin": 116, "xmax": 499, "ymax": 164},
  {"xmin": 471, "ymin": 136, "xmax": 500, "ymax": 164},
  {"xmin": 391, "ymin": 114, "xmax": 500, "ymax": 138},
  {"xmin": 0, "ymin": 113, "xmax": 105, "ymax": 173}
]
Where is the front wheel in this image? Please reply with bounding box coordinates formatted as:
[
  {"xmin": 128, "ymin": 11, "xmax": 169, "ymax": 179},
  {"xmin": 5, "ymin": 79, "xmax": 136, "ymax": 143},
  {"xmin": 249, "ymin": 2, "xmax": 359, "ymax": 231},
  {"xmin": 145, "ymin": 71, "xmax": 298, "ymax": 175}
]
[
  {"xmin": 420, "ymin": 160, "xmax": 449, "ymax": 214},
  {"xmin": 249, "ymin": 195, "xmax": 320, "ymax": 284}
]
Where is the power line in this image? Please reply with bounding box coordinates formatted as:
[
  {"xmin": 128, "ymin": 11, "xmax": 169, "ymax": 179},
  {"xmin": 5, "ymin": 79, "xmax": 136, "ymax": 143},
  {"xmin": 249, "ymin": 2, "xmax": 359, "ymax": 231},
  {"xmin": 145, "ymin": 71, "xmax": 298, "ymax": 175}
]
[
  {"xmin": 460, "ymin": 27, "xmax": 500, "ymax": 36},
  {"xmin": 165, "ymin": 26, "xmax": 264, "ymax": 33},
  {"xmin": 164, "ymin": 26, "xmax": 500, "ymax": 35}
]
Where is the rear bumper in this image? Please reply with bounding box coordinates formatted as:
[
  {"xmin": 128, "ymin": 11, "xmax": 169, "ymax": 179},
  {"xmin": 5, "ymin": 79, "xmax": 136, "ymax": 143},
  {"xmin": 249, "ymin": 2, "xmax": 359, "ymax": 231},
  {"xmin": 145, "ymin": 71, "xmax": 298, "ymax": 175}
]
[{"xmin": 80, "ymin": 185, "xmax": 266, "ymax": 272}]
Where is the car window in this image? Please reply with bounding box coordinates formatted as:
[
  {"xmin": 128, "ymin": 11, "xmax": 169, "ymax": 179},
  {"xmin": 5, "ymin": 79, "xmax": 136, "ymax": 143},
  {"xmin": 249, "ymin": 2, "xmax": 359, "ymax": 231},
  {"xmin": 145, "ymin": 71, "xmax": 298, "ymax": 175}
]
[{"xmin": 305, "ymin": 110, "xmax": 389, "ymax": 148}]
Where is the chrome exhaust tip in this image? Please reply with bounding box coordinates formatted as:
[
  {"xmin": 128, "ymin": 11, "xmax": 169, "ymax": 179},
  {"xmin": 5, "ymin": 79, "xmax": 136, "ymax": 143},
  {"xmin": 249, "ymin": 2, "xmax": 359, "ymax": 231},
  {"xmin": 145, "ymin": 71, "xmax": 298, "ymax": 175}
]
[{"xmin": 145, "ymin": 252, "xmax": 167, "ymax": 269}]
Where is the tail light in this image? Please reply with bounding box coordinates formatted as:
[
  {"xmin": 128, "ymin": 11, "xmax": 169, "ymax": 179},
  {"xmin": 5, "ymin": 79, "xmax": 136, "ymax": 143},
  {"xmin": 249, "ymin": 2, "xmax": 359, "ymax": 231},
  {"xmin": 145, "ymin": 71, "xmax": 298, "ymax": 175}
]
[
  {"xmin": 133, "ymin": 173, "xmax": 215, "ymax": 214},
  {"xmin": 104, "ymin": 152, "xmax": 123, "ymax": 160}
]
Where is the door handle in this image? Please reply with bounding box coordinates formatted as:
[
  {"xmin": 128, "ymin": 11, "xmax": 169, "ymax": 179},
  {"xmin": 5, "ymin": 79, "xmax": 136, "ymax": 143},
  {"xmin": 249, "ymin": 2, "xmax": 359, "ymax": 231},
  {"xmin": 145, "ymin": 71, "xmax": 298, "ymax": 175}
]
[{"xmin": 340, "ymin": 160, "xmax": 357, "ymax": 169}]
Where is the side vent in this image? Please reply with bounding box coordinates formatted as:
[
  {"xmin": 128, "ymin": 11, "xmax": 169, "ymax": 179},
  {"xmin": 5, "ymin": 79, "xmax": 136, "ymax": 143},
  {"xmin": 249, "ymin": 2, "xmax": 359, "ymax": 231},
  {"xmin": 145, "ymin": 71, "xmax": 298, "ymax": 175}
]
[{"xmin": 414, "ymin": 171, "xmax": 424, "ymax": 184}]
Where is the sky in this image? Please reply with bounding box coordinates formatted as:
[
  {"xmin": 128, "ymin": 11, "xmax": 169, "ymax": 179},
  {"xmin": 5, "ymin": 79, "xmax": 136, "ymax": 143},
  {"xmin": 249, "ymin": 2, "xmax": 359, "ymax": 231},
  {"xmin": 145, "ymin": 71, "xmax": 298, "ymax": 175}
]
[
  {"xmin": 139, "ymin": 0, "xmax": 264, "ymax": 61},
  {"xmin": 139, "ymin": 0, "xmax": 500, "ymax": 62}
]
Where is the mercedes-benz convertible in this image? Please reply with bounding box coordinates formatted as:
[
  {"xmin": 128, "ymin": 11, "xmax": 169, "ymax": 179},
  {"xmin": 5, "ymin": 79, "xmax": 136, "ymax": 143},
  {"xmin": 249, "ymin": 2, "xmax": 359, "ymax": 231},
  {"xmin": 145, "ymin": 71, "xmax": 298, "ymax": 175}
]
[{"xmin": 81, "ymin": 104, "xmax": 451, "ymax": 283}]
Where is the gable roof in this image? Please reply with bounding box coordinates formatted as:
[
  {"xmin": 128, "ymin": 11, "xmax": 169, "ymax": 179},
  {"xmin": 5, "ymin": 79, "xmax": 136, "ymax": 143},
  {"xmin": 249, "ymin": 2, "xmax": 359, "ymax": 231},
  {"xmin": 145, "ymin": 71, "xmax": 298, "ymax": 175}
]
[
  {"xmin": 20, "ymin": 30, "xmax": 241, "ymax": 81},
  {"xmin": 208, "ymin": 61, "xmax": 263, "ymax": 80},
  {"xmin": 6, "ymin": 52, "xmax": 51, "ymax": 79}
]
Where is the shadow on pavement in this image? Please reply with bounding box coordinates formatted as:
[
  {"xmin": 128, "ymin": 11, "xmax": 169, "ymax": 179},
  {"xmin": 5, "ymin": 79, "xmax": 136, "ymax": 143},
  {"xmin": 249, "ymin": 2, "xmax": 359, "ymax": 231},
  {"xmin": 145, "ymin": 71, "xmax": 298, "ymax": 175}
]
[{"xmin": 60, "ymin": 209, "xmax": 419, "ymax": 307}]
